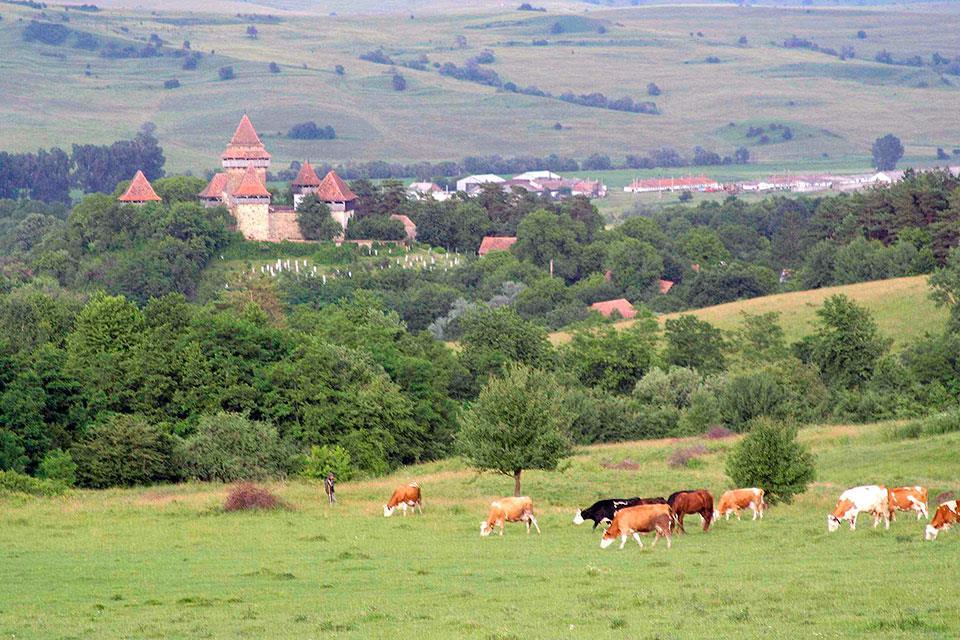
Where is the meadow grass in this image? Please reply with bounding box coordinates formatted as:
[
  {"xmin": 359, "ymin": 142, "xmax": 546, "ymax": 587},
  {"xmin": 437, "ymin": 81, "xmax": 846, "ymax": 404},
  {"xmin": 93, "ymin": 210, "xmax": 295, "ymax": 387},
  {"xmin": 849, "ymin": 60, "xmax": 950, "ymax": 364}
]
[
  {"xmin": 3, "ymin": 3, "xmax": 960, "ymax": 171},
  {"xmin": 549, "ymin": 275, "xmax": 948, "ymax": 348},
  {"xmin": 1, "ymin": 421, "xmax": 957, "ymax": 639}
]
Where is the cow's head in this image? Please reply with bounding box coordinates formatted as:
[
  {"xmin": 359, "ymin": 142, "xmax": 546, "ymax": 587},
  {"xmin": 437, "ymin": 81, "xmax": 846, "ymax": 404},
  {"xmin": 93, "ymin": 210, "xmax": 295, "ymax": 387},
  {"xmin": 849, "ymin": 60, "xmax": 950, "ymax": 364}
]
[
  {"xmin": 924, "ymin": 524, "xmax": 939, "ymax": 541},
  {"xmin": 480, "ymin": 521, "xmax": 492, "ymax": 537},
  {"xmin": 573, "ymin": 510, "xmax": 584, "ymax": 525},
  {"xmin": 599, "ymin": 534, "xmax": 615, "ymax": 549},
  {"xmin": 827, "ymin": 515, "xmax": 842, "ymax": 532},
  {"xmin": 383, "ymin": 505, "xmax": 395, "ymax": 517}
]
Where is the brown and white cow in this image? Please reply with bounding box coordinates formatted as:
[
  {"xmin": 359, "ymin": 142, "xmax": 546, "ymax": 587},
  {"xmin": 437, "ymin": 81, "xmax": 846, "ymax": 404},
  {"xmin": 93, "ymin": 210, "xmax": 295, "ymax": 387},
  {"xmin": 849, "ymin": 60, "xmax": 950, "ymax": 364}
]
[
  {"xmin": 480, "ymin": 496, "xmax": 541, "ymax": 537},
  {"xmin": 714, "ymin": 488, "xmax": 766, "ymax": 522},
  {"xmin": 887, "ymin": 486, "xmax": 928, "ymax": 520},
  {"xmin": 667, "ymin": 489, "xmax": 714, "ymax": 533},
  {"xmin": 827, "ymin": 485, "xmax": 890, "ymax": 532},
  {"xmin": 925, "ymin": 500, "xmax": 959, "ymax": 541},
  {"xmin": 600, "ymin": 503, "xmax": 673, "ymax": 550},
  {"xmin": 383, "ymin": 482, "xmax": 422, "ymax": 517}
]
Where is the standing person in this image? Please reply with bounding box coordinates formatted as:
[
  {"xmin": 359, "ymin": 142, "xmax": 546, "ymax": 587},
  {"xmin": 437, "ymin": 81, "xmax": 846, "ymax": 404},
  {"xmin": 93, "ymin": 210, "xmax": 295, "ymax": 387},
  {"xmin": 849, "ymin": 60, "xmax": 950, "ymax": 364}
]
[{"xmin": 324, "ymin": 472, "xmax": 336, "ymax": 504}]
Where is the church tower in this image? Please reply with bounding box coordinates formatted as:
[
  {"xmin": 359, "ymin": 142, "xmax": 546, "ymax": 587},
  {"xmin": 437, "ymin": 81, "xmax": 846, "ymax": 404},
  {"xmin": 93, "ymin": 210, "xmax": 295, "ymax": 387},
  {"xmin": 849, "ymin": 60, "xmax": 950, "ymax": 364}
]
[{"xmin": 222, "ymin": 115, "xmax": 271, "ymax": 184}]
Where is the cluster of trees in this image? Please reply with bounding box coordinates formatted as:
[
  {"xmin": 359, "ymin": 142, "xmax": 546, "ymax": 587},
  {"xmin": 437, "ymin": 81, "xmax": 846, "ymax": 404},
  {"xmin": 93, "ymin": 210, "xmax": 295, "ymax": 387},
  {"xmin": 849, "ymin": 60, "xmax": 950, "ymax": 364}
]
[
  {"xmin": 287, "ymin": 122, "xmax": 336, "ymax": 140},
  {"xmin": 0, "ymin": 126, "xmax": 164, "ymax": 203},
  {"xmin": 782, "ymin": 35, "xmax": 855, "ymax": 60}
]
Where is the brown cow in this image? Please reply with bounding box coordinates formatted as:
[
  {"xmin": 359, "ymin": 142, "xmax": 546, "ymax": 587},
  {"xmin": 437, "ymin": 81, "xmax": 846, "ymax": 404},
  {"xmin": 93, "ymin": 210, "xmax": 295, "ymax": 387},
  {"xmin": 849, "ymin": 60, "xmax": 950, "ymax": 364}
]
[
  {"xmin": 667, "ymin": 489, "xmax": 714, "ymax": 533},
  {"xmin": 383, "ymin": 482, "xmax": 422, "ymax": 517},
  {"xmin": 714, "ymin": 488, "xmax": 766, "ymax": 522},
  {"xmin": 925, "ymin": 500, "xmax": 959, "ymax": 541},
  {"xmin": 600, "ymin": 503, "xmax": 673, "ymax": 550},
  {"xmin": 887, "ymin": 486, "xmax": 928, "ymax": 521},
  {"xmin": 480, "ymin": 496, "xmax": 540, "ymax": 537}
]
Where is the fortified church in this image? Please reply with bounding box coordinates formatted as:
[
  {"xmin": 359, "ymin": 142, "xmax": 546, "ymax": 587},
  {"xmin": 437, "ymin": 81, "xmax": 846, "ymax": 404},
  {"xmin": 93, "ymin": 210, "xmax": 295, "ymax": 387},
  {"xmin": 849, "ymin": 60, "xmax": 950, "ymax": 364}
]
[{"xmin": 120, "ymin": 115, "xmax": 357, "ymax": 242}]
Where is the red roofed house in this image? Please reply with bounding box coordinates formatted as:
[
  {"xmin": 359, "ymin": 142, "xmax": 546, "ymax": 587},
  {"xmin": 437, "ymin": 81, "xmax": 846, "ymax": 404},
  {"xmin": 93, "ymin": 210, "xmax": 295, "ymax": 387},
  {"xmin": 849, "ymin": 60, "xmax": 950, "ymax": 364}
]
[
  {"xmin": 590, "ymin": 298, "xmax": 637, "ymax": 320},
  {"xmin": 315, "ymin": 170, "xmax": 357, "ymax": 229},
  {"xmin": 118, "ymin": 170, "xmax": 162, "ymax": 205},
  {"xmin": 390, "ymin": 214, "xmax": 417, "ymax": 242},
  {"xmin": 478, "ymin": 236, "xmax": 517, "ymax": 256},
  {"xmin": 658, "ymin": 279, "xmax": 675, "ymax": 294},
  {"xmin": 624, "ymin": 175, "xmax": 720, "ymax": 193},
  {"xmin": 290, "ymin": 160, "xmax": 322, "ymax": 209}
]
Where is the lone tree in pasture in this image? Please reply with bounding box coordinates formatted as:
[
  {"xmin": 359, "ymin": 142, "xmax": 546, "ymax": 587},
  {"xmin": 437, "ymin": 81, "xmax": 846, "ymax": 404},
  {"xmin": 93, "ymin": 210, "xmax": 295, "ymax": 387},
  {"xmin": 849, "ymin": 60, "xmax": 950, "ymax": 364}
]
[
  {"xmin": 725, "ymin": 417, "xmax": 815, "ymax": 504},
  {"xmin": 872, "ymin": 134, "xmax": 904, "ymax": 170},
  {"xmin": 246, "ymin": 25, "xmax": 258, "ymax": 39},
  {"xmin": 296, "ymin": 194, "xmax": 342, "ymax": 241},
  {"xmin": 457, "ymin": 364, "xmax": 572, "ymax": 496}
]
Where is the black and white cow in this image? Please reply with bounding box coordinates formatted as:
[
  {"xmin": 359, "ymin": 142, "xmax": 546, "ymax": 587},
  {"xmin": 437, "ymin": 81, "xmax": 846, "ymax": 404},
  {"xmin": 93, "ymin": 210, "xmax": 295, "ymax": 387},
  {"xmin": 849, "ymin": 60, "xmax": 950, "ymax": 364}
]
[{"xmin": 573, "ymin": 497, "xmax": 668, "ymax": 530}]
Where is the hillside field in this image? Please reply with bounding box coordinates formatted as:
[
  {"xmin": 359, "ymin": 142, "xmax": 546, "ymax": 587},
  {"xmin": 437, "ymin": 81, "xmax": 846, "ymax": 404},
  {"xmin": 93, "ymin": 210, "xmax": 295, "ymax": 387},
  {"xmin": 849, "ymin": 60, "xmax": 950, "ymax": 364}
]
[
  {"xmin": 1, "ymin": 420, "xmax": 957, "ymax": 639},
  {"xmin": 3, "ymin": 2, "xmax": 960, "ymax": 171},
  {"xmin": 550, "ymin": 276, "xmax": 948, "ymax": 347}
]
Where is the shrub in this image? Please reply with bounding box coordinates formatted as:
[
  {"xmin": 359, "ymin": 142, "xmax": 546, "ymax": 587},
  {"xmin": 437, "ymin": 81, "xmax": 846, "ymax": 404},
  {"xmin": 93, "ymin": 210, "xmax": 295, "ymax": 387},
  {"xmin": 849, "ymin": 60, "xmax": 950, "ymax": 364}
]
[
  {"xmin": 718, "ymin": 370, "xmax": 788, "ymax": 431},
  {"xmin": 223, "ymin": 483, "xmax": 285, "ymax": 511},
  {"xmin": 300, "ymin": 445, "xmax": 352, "ymax": 481},
  {"xmin": 886, "ymin": 409, "xmax": 960, "ymax": 441},
  {"xmin": 668, "ymin": 444, "xmax": 707, "ymax": 468},
  {"xmin": 37, "ymin": 449, "xmax": 77, "ymax": 486},
  {"xmin": 268, "ymin": 61, "xmax": 280, "ymax": 73},
  {"xmin": 392, "ymin": 73, "xmax": 406, "ymax": 91},
  {"xmin": 180, "ymin": 413, "xmax": 293, "ymax": 482},
  {"xmin": 287, "ymin": 121, "xmax": 336, "ymax": 140},
  {"xmin": 724, "ymin": 418, "xmax": 814, "ymax": 504},
  {"xmin": 335, "ymin": 64, "xmax": 345, "ymax": 75},
  {"xmin": 163, "ymin": 78, "xmax": 180, "ymax": 89},
  {"xmin": 71, "ymin": 416, "xmax": 177, "ymax": 488},
  {"xmin": 706, "ymin": 426, "xmax": 735, "ymax": 439},
  {"xmin": 0, "ymin": 470, "xmax": 69, "ymax": 497},
  {"xmin": 218, "ymin": 66, "xmax": 235, "ymax": 81}
]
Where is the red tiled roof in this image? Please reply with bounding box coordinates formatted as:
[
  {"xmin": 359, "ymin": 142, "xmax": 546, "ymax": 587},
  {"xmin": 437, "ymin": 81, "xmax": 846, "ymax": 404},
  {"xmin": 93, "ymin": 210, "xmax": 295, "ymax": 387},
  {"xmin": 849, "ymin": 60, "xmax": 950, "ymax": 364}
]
[
  {"xmin": 390, "ymin": 214, "xmax": 417, "ymax": 240},
  {"xmin": 232, "ymin": 164, "xmax": 271, "ymax": 198},
  {"xmin": 590, "ymin": 298, "xmax": 637, "ymax": 319},
  {"xmin": 231, "ymin": 114, "xmax": 262, "ymax": 146},
  {"xmin": 222, "ymin": 114, "xmax": 271, "ymax": 160},
  {"xmin": 627, "ymin": 175, "xmax": 719, "ymax": 189},
  {"xmin": 658, "ymin": 279, "xmax": 675, "ymax": 294},
  {"xmin": 118, "ymin": 170, "xmax": 161, "ymax": 202},
  {"xmin": 292, "ymin": 161, "xmax": 322, "ymax": 187},
  {"xmin": 199, "ymin": 172, "xmax": 229, "ymax": 199},
  {"xmin": 316, "ymin": 170, "xmax": 357, "ymax": 202},
  {"xmin": 478, "ymin": 236, "xmax": 517, "ymax": 256}
]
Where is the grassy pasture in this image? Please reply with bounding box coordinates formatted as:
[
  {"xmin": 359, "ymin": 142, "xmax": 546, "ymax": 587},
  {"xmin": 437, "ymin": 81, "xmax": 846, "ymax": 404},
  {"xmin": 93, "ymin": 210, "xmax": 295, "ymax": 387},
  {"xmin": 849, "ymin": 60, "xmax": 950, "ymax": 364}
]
[
  {"xmin": 1, "ymin": 420, "xmax": 957, "ymax": 639},
  {"xmin": 3, "ymin": 3, "xmax": 960, "ymax": 171},
  {"xmin": 550, "ymin": 275, "xmax": 948, "ymax": 347}
]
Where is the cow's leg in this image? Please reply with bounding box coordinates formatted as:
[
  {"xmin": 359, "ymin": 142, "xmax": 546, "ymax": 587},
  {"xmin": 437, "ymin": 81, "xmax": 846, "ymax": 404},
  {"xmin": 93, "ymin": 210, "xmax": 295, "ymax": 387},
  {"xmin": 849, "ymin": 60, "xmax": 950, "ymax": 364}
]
[
  {"xmin": 619, "ymin": 535, "xmax": 627, "ymax": 550},
  {"xmin": 849, "ymin": 513, "xmax": 857, "ymax": 531},
  {"xmin": 525, "ymin": 518, "xmax": 531, "ymax": 535},
  {"xmin": 529, "ymin": 514, "xmax": 541, "ymax": 535},
  {"xmin": 736, "ymin": 510, "xmax": 741, "ymax": 521},
  {"xmin": 725, "ymin": 511, "xmax": 731, "ymax": 521},
  {"xmin": 499, "ymin": 520, "xmax": 505, "ymax": 536},
  {"xmin": 633, "ymin": 532, "xmax": 644, "ymax": 548},
  {"xmin": 401, "ymin": 503, "xmax": 408, "ymax": 517},
  {"xmin": 702, "ymin": 509, "xmax": 711, "ymax": 532},
  {"xmin": 417, "ymin": 501, "xmax": 423, "ymax": 515},
  {"xmin": 676, "ymin": 513, "xmax": 685, "ymax": 534}
]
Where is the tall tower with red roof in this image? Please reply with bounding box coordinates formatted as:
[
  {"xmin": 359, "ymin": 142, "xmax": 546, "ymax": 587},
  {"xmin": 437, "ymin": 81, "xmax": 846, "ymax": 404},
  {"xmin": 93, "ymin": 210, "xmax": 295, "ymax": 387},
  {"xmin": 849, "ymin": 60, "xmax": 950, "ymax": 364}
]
[{"xmin": 222, "ymin": 114, "xmax": 271, "ymax": 183}]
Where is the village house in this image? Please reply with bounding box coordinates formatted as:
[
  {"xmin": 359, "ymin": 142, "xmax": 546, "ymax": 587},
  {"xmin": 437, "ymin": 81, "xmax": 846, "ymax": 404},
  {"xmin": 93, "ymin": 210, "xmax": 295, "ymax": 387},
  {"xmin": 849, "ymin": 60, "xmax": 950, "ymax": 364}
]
[
  {"xmin": 407, "ymin": 181, "xmax": 453, "ymax": 202},
  {"xmin": 478, "ymin": 236, "xmax": 517, "ymax": 256},
  {"xmin": 590, "ymin": 298, "xmax": 637, "ymax": 319},
  {"xmin": 624, "ymin": 175, "xmax": 721, "ymax": 193},
  {"xmin": 118, "ymin": 170, "xmax": 162, "ymax": 205},
  {"xmin": 456, "ymin": 174, "xmax": 505, "ymax": 195}
]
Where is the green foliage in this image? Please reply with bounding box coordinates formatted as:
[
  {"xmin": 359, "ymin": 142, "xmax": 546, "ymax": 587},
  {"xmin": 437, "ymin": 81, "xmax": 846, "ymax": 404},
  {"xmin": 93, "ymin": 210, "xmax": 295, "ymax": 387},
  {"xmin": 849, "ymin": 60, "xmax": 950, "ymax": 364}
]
[
  {"xmin": 296, "ymin": 195, "xmax": 341, "ymax": 241},
  {"xmin": 730, "ymin": 312, "xmax": 788, "ymax": 364},
  {"xmin": 345, "ymin": 215, "xmax": 406, "ymax": 241},
  {"xmin": 604, "ymin": 237, "xmax": 663, "ymax": 299},
  {"xmin": 725, "ymin": 418, "xmax": 815, "ymax": 504},
  {"xmin": 37, "ymin": 449, "xmax": 77, "ymax": 486},
  {"xmin": 300, "ymin": 444, "xmax": 352, "ymax": 481},
  {"xmin": 718, "ymin": 370, "xmax": 789, "ymax": 431},
  {"xmin": 562, "ymin": 320, "xmax": 658, "ymax": 394},
  {"xmin": 930, "ymin": 246, "xmax": 960, "ymax": 329},
  {"xmin": 179, "ymin": 413, "xmax": 293, "ymax": 482},
  {"xmin": 0, "ymin": 469, "xmax": 68, "ymax": 497},
  {"xmin": 71, "ymin": 416, "xmax": 177, "ymax": 488},
  {"xmin": 664, "ymin": 315, "xmax": 726, "ymax": 374},
  {"xmin": 872, "ymin": 133, "xmax": 904, "ymax": 170},
  {"xmin": 0, "ymin": 430, "xmax": 29, "ymax": 472},
  {"xmin": 457, "ymin": 364, "xmax": 572, "ymax": 495},
  {"xmin": 800, "ymin": 294, "xmax": 890, "ymax": 389},
  {"xmin": 886, "ymin": 409, "xmax": 960, "ymax": 441}
]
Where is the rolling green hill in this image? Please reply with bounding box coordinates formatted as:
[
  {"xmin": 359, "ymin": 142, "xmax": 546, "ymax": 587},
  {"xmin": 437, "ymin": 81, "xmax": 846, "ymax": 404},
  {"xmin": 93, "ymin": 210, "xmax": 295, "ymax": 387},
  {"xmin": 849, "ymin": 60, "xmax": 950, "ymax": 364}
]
[
  {"xmin": 1, "ymin": 419, "xmax": 957, "ymax": 638},
  {"xmin": 550, "ymin": 275, "xmax": 948, "ymax": 347},
  {"xmin": 3, "ymin": 2, "xmax": 960, "ymax": 171}
]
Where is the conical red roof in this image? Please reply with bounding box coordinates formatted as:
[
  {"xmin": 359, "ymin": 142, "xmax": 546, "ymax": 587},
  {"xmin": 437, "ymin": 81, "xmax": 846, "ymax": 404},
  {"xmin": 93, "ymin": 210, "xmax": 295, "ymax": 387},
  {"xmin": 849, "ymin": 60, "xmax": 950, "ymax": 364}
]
[
  {"xmin": 231, "ymin": 114, "xmax": 263, "ymax": 146},
  {"xmin": 316, "ymin": 170, "xmax": 356, "ymax": 202},
  {"xmin": 292, "ymin": 161, "xmax": 321, "ymax": 187},
  {"xmin": 199, "ymin": 172, "xmax": 229, "ymax": 199},
  {"xmin": 232, "ymin": 164, "xmax": 271, "ymax": 198},
  {"xmin": 118, "ymin": 170, "xmax": 161, "ymax": 202}
]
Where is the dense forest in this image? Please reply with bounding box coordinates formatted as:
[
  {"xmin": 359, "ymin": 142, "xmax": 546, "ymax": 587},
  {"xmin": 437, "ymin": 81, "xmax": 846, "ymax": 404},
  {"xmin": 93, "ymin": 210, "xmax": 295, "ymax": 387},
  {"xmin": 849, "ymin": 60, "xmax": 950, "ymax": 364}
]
[{"xmin": 3, "ymin": 147, "xmax": 960, "ymax": 489}]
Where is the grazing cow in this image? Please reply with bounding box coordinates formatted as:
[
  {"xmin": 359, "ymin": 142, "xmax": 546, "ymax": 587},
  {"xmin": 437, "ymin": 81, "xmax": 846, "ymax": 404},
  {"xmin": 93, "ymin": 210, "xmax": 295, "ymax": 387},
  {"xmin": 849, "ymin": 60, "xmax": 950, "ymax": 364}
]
[
  {"xmin": 383, "ymin": 482, "xmax": 422, "ymax": 517},
  {"xmin": 887, "ymin": 486, "xmax": 928, "ymax": 520},
  {"xmin": 600, "ymin": 504, "xmax": 673, "ymax": 550},
  {"xmin": 925, "ymin": 501, "xmax": 959, "ymax": 541},
  {"xmin": 480, "ymin": 497, "xmax": 541, "ymax": 537},
  {"xmin": 714, "ymin": 488, "xmax": 766, "ymax": 522},
  {"xmin": 573, "ymin": 497, "xmax": 667, "ymax": 530},
  {"xmin": 827, "ymin": 485, "xmax": 890, "ymax": 532},
  {"xmin": 667, "ymin": 489, "xmax": 714, "ymax": 533}
]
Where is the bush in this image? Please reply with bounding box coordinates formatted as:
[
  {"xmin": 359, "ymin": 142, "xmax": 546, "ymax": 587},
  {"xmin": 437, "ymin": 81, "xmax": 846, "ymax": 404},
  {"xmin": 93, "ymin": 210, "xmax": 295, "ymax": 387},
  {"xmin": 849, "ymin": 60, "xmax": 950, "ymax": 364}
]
[
  {"xmin": 0, "ymin": 470, "xmax": 69, "ymax": 497},
  {"xmin": 886, "ymin": 409, "xmax": 960, "ymax": 441},
  {"xmin": 667, "ymin": 444, "xmax": 707, "ymax": 468},
  {"xmin": 300, "ymin": 444, "xmax": 352, "ymax": 481},
  {"xmin": 223, "ymin": 483, "xmax": 286, "ymax": 511},
  {"xmin": 180, "ymin": 413, "xmax": 293, "ymax": 482},
  {"xmin": 718, "ymin": 370, "xmax": 788, "ymax": 431},
  {"xmin": 218, "ymin": 66, "xmax": 235, "ymax": 81},
  {"xmin": 287, "ymin": 121, "xmax": 336, "ymax": 140},
  {"xmin": 392, "ymin": 73, "xmax": 407, "ymax": 91},
  {"xmin": 37, "ymin": 449, "xmax": 77, "ymax": 486},
  {"xmin": 268, "ymin": 61, "xmax": 280, "ymax": 73},
  {"xmin": 71, "ymin": 416, "xmax": 177, "ymax": 488},
  {"xmin": 163, "ymin": 78, "xmax": 180, "ymax": 89},
  {"xmin": 725, "ymin": 418, "xmax": 814, "ymax": 504}
]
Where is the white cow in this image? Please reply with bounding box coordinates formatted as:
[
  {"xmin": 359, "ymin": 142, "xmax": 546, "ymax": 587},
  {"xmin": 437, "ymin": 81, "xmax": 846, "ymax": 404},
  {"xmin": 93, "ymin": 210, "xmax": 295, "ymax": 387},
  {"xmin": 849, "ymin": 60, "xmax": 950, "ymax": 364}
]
[{"xmin": 827, "ymin": 485, "xmax": 890, "ymax": 532}]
